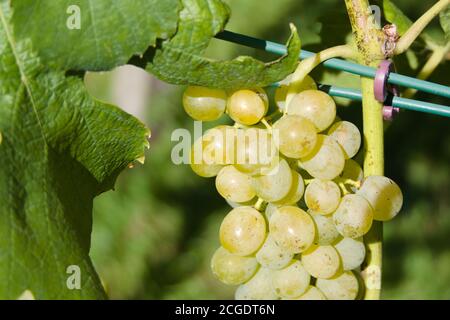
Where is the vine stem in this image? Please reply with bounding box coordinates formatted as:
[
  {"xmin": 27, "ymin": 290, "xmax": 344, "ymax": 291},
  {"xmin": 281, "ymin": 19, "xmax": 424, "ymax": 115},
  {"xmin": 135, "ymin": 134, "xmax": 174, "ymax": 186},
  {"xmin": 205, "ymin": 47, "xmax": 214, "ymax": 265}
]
[
  {"xmin": 345, "ymin": 0, "xmax": 385, "ymax": 300},
  {"xmin": 395, "ymin": 0, "xmax": 449, "ymax": 55}
]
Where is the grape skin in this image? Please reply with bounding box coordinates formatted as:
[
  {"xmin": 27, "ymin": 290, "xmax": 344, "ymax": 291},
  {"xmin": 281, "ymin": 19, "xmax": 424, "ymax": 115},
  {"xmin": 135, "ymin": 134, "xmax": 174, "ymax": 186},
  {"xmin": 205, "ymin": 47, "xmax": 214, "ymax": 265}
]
[
  {"xmin": 316, "ymin": 271, "xmax": 359, "ymax": 300},
  {"xmin": 269, "ymin": 206, "xmax": 315, "ymax": 254},
  {"xmin": 220, "ymin": 206, "xmax": 267, "ymax": 256},
  {"xmin": 252, "ymin": 159, "xmax": 293, "ymax": 202},
  {"xmin": 275, "ymin": 75, "xmax": 317, "ymax": 111},
  {"xmin": 271, "ymin": 260, "xmax": 311, "ymax": 298},
  {"xmin": 328, "ymin": 121, "xmax": 361, "ymax": 159},
  {"xmin": 256, "ymin": 235, "xmax": 294, "ymax": 270},
  {"xmin": 333, "ymin": 194, "xmax": 374, "ymax": 238},
  {"xmin": 287, "ymin": 90, "xmax": 336, "ymax": 132},
  {"xmin": 211, "ymin": 247, "xmax": 259, "ymax": 285},
  {"xmin": 272, "ymin": 171, "xmax": 305, "ymax": 206},
  {"xmin": 273, "ymin": 115, "xmax": 318, "ymax": 159},
  {"xmin": 215, "ymin": 165, "xmax": 255, "ymax": 203},
  {"xmin": 339, "ymin": 159, "xmax": 364, "ymax": 192},
  {"xmin": 295, "ymin": 285, "xmax": 327, "ymax": 300},
  {"xmin": 300, "ymin": 135, "xmax": 345, "ymax": 180},
  {"xmin": 183, "ymin": 86, "xmax": 227, "ymax": 121},
  {"xmin": 227, "ymin": 88, "xmax": 268, "ymax": 125},
  {"xmin": 305, "ymin": 179, "xmax": 341, "ymax": 214},
  {"xmin": 189, "ymin": 136, "xmax": 223, "ymax": 177},
  {"xmin": 357, "ymin": 175, "xmax": 403, "ymax": 221},
  {"xmin": 335, "ymin": 237, "xmax": 366, "ymax": 271},
  {"xmin": 310, "ymin": 211, "xmax": 340, "ymax": 246},
  {"xmin": 235, "ymin": 267, "xmax": 278, "ymax": 300},
  {"xmin": 301, "ymin": 245, "xmax": 341, "ymax": 279}
]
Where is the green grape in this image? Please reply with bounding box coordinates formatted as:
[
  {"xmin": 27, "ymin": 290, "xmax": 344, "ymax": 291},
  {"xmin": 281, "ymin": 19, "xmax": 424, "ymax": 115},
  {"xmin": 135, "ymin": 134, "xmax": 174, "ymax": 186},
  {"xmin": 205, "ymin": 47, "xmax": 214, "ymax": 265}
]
[
  {"xmin": 272, "ymin": 171, "xmax": 305, "ymax": 206},
  {"xmin": 301, "ymin": 245, "xmax": 341, "ymax": 279},
  {"xmin": 295, "ymin": 285, "xmax": 327, "ymax": 300},
  {"xmin": 252, "ymin": 159, "xmax": 293, "ymax": 202},
  {"xmin": 189, "ymin": 136, "xmax": 223, "ymax": 177},
  {"xmin": 300, "ymin": 135, "xmax": 345, "ymax": 180},
  {"xmin": 310, "ymin": 211, "xmax": 340, "ymax": 246},
  {"xmin": 234, "ymin": 128, "xmax": 278, "ymax": 175},
  {"xmin": 327, "ymin": 121, "xmax": 361, "ymax": 159},
  {"xmin": 275, "ymin": 75, "xmax": 317, "ymax": 111},
  {"xmin": 182, "ymin": 86, "xmax": 227, "ymax": 121},
  {"xmin": 256, "ymin": 235, "xmax": 294, "ymax": 270},
  {"xmin": 226, "ymin": 198, "xmax": 256, "ymax": 209},
  {"xmin": 271, "ymin": 260, "xmax": 311, "ymax": 298},
  {"xmin": 235, "ymin": 267, "xmax": 278, "ymax": 300},
  {"xmin": 304, "ymin": 179, "xmax": 341, "ymax": 214},
  {"xmin": 215, "ymin": 165, "xmax": 255, "ymax": 203},
  {"xmin": 269, "ymin": 206, "xmax": 315, "ymax": 254},
  {"xmin": 339, "ymin": 159, "xmax": 364, "ymax": 192},
  {"xmin": 335, "ymin": 237, "xmax": 365, "ymax": 271},
  {"xmin": 273, "ymin": 115, "xmax": 318, "ymax": 159},
  {"xmin": 264, "ymin": 203, "xmax": 280, "ymax": 221},
  {"xmin": 316, "ymin": 271, "xmax": 359, "ymax": 300},
  {"xmin": 220, "ymin": 206, "xmax": 267, "ymax": 256},
  {"xmin": 333, "ymin": 194, "xmax": 374, "ymax": 238},
  {"xmin": 357, "ymin": 175, "xmax": 403, "ymax": 221},
  {"xmin": 211, "ymin": 247, "xmax": 259, "ymax": 285},
  {"xmin": 202, "ymin": 125, "xmax": 237, "ymax": 165},
  {"xmin": 227, "ymin": 88, "xmax": 268, "ymax": 125},
  {"xmin": 287, "ymin": 90, "xmax": 336, "ymax": 132}
]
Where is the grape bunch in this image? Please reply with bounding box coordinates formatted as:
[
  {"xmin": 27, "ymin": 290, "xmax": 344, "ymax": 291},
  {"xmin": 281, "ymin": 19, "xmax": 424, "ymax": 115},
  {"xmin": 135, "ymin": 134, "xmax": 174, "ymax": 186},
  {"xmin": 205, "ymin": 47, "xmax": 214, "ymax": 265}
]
[{"xmin": 182, "ymin": 76, "xmax": 403, "ymax": 300}]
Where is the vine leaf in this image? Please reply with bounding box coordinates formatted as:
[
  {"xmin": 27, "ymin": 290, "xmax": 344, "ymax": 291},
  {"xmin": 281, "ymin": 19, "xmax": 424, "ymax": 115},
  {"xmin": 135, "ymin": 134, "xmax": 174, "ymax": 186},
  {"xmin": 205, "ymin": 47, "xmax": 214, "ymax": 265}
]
[
  {"xmin": 11, "ymin": 0, "xmax": 180, "ymax": 71},
  {"xmin": 0, "ymin": 2, "xmax": 149, "ymax": 299},
  {"xmin": 146, "ymin": 0, "xmax": 301, "ymax": 90}
]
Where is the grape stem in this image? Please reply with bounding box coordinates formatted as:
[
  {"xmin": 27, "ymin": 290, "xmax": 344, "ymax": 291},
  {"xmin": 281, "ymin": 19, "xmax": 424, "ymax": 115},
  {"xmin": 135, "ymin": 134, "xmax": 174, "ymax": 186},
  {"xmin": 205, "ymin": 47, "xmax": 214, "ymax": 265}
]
[
  {"xmin": 261, "ymin": 118, "xmax": 273, "ymax": 131},
  {"xmin": 345, "ymin": 0, "xmax": 385, "ymax": 300},
  {"xmin": 394, "ymin": 0, "xmax": 449, "ymax": 55},
  {"xmin": 254, "ymin": 197, "xmax": 265, "ymax": 211},
  {"xmin": 285, "ymin": 45, "xmax": 357, "ymax": 108}
]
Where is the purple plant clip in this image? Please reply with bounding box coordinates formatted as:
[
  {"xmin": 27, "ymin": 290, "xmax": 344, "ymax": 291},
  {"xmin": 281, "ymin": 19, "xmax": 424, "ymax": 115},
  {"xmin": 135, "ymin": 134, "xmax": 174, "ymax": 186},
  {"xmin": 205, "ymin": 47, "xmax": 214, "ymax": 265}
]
[{"xmin": 374, "ymin": 60, "xmax": 400, "ymax": 121}]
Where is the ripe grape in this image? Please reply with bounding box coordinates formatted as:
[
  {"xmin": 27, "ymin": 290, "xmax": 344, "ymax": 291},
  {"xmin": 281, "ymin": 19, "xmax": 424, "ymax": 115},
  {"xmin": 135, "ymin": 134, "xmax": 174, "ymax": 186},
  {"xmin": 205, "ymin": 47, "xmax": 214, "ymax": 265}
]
[
  {"xmin": 183, "ymin": 86, "xmax": 227, "ymax": 121},
  {"xmin": 295, "ymin": 285, "xmax": 327, "ymax": 300},
  {"xmin": 339, "ymin": 159, "xmax": 364, "ymax": 192},
  {"xmin": 335, "ymin": 237, "xmax": 365, "ymax": 271},
  {"xmin": 220, "ymin": 206, "xmax": 267, "ymax": 256},
  {"xmin": 287, "ymin": 90, "xmax": 336, "ymax": 132},
  {"xmin": 256, "ymin": 235, "xmax": 293, "ymax": 270},
  {"xmin": 333, "ymin": 194, "xmax": 374, "ymax": 238},
  {"xmin": 215, "ymin": 166, "xmax": 255, "ymax": 203},
  {"xmin": 211, "ymin": 247, "xmax": 258, "ymax": 285},
  {"xmin": 304, "ymin": 179, "xmax": 341, "ymax": 214},
  {"xmin": 269, "ymin": 206, "xmax": 315, "ymax": 254},
  {"xmin": 271, "ymin": 260, "xmax": 311, "ymax": 298},
  {"xmin": 235, "ymin": 128, "xmax": 278, "ymax": 175},
  {"xmin": 310, "ymin": 211, "xmax": 340, "ymax": 245},
  {"xmin": 272, "ymin": 171, "xmax": 305, "ymax": 206},
  {"xmin": 252, "ymin": 159, "xmax": 293, "ymax": 202},
  {"xmin": 328, "ymin": 121, "xmax": 361, "ymax": 159},
  {"xmin": 316, "ymin": 271, "xmax": 359, "ymax": 300},
  {"xmin": 227, "ymin": 88, "xmax": 268, "ymax": 125},
  {"xmin": 275, "ymin": 75, "xmax": 317, "ymax": 111},
  {"xmin": 189, "ymin": 136, "xmax": 223, "ymax": 177},
  {"xmin": 301, "ymin": 245, "xmax": 341, "ymax": 279},
  {"xmin": 202, "ymin": 125, "xmax": 237, "ymax": 165},
  {"xmin": 264, "ymin": 203, "xmax": 280, "ymax": 221},
  {"xmin": 357, "ymin": 176, "xmax": 403, "ymax": 221},
  {"xmin": 235, "ymin": 267, "xmax": 278, "ymax": 300},
  {"xmin": 300, "ymin": 135, "xmax": 345, "ymax": 180},
  {"xmin": 273, "ymin": 115, "xmax": 318, "ymax": 158}
]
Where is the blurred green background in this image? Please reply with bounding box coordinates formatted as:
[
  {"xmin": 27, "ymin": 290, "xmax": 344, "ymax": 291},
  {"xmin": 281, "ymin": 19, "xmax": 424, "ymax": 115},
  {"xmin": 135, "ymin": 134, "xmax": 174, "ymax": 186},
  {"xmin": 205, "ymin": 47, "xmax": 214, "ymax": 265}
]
[{"xmin": 85, "ymin": 0, "xmax": 449, "ymax": 299}]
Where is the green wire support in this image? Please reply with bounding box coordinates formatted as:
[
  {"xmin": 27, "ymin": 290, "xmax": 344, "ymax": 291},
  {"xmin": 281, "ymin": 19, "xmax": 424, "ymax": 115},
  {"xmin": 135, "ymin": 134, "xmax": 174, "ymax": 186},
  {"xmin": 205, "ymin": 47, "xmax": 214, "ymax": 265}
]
[
  {"xmin": 216, "ymin": 30, "xmax": 450, "ymax": 100},
  {"xmin": 317, "ymin": 84, "xmax": 450, "ymax": 118}
]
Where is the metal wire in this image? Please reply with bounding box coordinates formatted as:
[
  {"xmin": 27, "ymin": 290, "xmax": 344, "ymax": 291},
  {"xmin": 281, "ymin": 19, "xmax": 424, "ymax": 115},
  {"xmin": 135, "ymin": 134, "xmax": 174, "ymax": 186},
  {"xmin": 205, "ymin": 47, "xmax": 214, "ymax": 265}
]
[{"xmin": 216, "ymin": 30, "xmax": 450, "ymax": 99}]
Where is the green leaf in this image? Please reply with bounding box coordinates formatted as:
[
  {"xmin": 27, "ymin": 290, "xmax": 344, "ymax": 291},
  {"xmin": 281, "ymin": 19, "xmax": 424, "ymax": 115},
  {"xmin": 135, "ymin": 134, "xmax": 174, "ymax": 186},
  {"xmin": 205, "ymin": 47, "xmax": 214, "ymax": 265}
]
[
  {"xmin": 383, "ymin": 0, "xmax": 413, "ymax": 35},
  {"xmin": 11, "ymin": 0, "xmax": 180, "ymax": 71},
  {"xmin": 146, "ymin": 0, "xmax": 301, "ymax": 90},
  {"xmin": 0, "ymin": 2, "xmax": 149, "ymax": 299},
  {"xmin": 440, "ymin": 5, "xmax": 450, "ymax": 40}
]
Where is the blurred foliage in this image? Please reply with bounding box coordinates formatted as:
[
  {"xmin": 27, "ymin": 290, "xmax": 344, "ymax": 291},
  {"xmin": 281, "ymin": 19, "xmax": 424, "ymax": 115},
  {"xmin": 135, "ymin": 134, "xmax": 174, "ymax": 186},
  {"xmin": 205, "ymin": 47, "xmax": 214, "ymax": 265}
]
[{"xmin": 88, "ymin": 0, "xmax": 449, "ymax": 299}]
